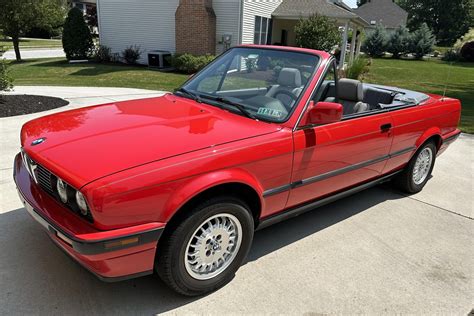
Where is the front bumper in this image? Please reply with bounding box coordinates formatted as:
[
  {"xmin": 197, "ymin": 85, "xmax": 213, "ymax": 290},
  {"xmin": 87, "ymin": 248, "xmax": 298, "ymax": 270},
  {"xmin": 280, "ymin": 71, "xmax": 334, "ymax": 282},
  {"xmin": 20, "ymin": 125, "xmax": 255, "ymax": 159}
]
[{"xmin": 13, "ymin": 153, "xmax": 165, "ymax": 281}]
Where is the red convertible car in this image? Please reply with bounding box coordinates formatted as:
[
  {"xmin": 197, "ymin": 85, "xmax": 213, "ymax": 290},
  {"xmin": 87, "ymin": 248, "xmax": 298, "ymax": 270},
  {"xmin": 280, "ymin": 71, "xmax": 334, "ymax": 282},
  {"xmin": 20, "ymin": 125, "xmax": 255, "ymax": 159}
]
[{"xmin": 15, "ymin": 46, "xmax": 461, "ymax": 296}]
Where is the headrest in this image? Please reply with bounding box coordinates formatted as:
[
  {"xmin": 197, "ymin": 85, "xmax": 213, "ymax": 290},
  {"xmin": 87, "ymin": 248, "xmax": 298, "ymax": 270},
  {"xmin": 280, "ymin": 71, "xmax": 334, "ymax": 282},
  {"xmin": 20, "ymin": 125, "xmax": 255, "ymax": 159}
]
[
  {"xmin": 338, "ymin": 78, "xmax": 364, "ymax": 101},
  {"xmin": 278, "ymin": 68, "xmax": 302, "ymax": 88}
]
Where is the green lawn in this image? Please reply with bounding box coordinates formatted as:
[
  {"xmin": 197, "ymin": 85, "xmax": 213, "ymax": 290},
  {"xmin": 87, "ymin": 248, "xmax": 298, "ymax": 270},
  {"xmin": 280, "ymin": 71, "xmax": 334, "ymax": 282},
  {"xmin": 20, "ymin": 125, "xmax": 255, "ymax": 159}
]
[
  {"xmin": 7, "ymin": 57, "xmax": 473, "ymax": 133},
  {"xmin": 365, "ymin": 58, "xmax": 474, "ymax": 133},
  {"xmin": 0, "ymin": 38, "xmax": 63, "ymax": 50},
  {"xmin": 8, "ymin": 58, "xmax": 188, "ymax": 92}
]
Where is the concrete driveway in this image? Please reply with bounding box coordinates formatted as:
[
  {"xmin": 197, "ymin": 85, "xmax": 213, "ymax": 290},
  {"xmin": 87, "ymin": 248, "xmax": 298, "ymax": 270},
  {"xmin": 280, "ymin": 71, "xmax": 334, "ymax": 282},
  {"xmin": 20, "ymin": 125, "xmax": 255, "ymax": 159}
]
[{"xmin": 0, "ymin": 87, "xmax": 472, "ymax": 315}]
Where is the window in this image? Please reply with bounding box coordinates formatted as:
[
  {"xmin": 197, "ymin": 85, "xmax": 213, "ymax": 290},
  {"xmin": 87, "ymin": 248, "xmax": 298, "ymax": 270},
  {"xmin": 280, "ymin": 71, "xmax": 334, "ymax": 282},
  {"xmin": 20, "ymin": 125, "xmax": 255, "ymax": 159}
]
[
  {"xmin": 182, "ymin": 47, "xmax": 320, "ymax": 123},
  {"xmin": 254, "ymin": 16, "xmax": 270, "ymax": 45},
  {"xmin": 73, "ymin": 2, "xmax": 85, "ymax": 13}
]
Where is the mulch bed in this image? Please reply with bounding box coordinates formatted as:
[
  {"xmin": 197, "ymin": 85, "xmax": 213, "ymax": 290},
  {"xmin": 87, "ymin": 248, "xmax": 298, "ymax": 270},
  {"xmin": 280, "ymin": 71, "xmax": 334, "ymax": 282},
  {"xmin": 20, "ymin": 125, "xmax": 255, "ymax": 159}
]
[{"xmin": 0, "ymin": 94, "xmax": 69, "ymax": 117}]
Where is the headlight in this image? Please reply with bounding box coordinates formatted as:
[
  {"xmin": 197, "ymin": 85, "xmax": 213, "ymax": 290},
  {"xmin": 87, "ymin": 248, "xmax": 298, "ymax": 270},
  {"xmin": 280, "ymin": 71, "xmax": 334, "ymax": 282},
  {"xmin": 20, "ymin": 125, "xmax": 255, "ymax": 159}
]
[
  {"xmin": 56, "ymin": 179, "xmax": 68, "ymax": 203},
  {"xmin": 75, "ymin": 191, "xmax": 89, "ymax": 216}
]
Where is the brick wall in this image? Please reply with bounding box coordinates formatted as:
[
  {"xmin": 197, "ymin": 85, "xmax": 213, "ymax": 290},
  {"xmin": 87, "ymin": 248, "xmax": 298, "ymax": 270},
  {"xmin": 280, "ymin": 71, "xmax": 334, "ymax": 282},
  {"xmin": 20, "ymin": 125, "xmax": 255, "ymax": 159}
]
[{"xmin": 175, "ymin": 0, "xmax": 216, "ymax": 55}]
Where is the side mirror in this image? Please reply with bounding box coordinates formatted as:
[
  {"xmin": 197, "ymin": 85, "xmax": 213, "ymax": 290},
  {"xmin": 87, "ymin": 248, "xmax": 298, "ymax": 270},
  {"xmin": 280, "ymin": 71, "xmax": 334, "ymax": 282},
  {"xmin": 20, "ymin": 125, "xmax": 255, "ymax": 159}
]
[{"xmin": 305, "ymin": 101, "xmax": 343, "ymax": 126}]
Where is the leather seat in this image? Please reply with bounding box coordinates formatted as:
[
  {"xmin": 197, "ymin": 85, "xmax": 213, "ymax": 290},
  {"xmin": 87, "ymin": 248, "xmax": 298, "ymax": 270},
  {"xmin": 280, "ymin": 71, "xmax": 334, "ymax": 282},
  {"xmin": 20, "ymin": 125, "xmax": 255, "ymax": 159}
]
[
  {"xmin": 266, "ymin": 68, "xmax": 303, "ymax": 108},
  {"xmin": 329, "ymin": 78, "xmax": 369, "ymax": 115}
]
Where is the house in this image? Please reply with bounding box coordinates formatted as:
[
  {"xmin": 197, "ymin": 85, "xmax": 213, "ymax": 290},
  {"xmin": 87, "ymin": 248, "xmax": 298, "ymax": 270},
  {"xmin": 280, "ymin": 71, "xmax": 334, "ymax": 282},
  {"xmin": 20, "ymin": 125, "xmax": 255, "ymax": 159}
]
[
  {"xmin": 97, "ymin": 0, "xmax": 369, "ymax": 65},
  {"xmin": 353, "ymin": 0, "xmax": 408, "ymax": 32}
]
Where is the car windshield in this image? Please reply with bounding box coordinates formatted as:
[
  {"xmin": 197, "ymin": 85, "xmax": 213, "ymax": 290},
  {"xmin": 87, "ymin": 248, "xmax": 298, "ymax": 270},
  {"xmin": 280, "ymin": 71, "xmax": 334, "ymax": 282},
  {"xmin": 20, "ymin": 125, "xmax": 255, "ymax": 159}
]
[{"xmin": 178, "ymin": 47, "xmax": 320, "ymax": 122}]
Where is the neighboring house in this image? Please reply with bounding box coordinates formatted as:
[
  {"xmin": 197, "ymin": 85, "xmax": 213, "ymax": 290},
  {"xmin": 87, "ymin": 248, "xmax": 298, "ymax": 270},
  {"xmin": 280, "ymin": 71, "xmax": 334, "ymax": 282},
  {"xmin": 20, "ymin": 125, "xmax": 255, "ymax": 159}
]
[
  {"xmin": 354, "ymin": 0, "xmax": 408, "ymax": 32},
  {"xmin": 97, "ymin": 0, "xmax": 368, "ymax": 65}
]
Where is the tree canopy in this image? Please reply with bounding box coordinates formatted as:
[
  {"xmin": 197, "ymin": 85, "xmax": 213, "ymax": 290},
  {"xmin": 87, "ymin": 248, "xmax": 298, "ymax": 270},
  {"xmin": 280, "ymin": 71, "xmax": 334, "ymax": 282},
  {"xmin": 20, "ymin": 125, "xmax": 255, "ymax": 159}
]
[
  {"xmin": 0, "ymin": 0, "xmax": 66, "ymax": 61},
  {"xmin": 397, "ymin": 0, "xmax": 471, "ymax": 46},
  {"xmin": 295, "ymin": 14, "xmax": 341, "ymax": 52}
]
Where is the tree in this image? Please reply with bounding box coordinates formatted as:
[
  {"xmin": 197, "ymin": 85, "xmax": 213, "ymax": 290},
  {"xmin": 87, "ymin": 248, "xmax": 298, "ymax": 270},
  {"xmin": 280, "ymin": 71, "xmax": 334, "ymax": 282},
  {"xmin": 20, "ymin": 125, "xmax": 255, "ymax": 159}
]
[
  {"xmin": 62, "ymin": 7, "xmax": 94, "ymax": 60},
  {"xmin": 0, "ymin": 0, "xmax": 66, "ymax": 61},
  {"xmin": 410, "ymin": 23, "xmax": 435, "ymax": 59},
  {"xmin": 295, "ymin": 14, "xmax": 341, "ymax": 52},
  {"xmin": 387, "ymin": 25, "xmax": 411, "ymax": 58},
  {"xmin": 362, "ymin": 25, "xmax": 388, "ymax": 57},
  {"xmin": 397, "ymin": 0, "xmax": 471, "ymax": 46}
]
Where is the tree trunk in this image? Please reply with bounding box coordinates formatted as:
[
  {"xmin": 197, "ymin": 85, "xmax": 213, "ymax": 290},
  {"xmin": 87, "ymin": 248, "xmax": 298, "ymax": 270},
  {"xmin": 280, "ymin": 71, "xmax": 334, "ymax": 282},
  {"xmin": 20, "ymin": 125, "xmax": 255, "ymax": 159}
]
[{"xmin": 12, "ymin": 35, "xmax": 22, "ymax": 62}]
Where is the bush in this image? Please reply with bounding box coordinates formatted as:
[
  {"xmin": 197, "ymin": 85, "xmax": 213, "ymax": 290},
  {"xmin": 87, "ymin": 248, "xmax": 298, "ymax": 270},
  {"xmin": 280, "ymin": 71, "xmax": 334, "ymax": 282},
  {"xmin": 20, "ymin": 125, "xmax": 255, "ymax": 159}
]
[
  {"xmin": 387, "ymin": 26, "xmax": 411, "ymax": 59},
  {"xmin": 62, "ymin": 8, "xmax": 94, "ymax": 60},
  {"xmin": 0, "ymin": 59, "xmax": 14, "ymax": 92},
  {"xmin": 171, "ymin": 54, "xmax": 215, "ymax": 74},
  {"xmin": 441, "ymin": 49, "xmax": 460, "ymax": 61},
  {"xmin": 454, "ymin": 28, "xmax": 474, "ymax": 51},
  {"xmin": 93, "ymin": 45, "xmax": 112, "ymax": 63},
  {"xmin": 410, "ymin": 23, "xmax": 435, "ymax": 60},
  {"xmin": 345, "ymin": 57, "xmax": 370, "ymax": 80},
  {"xmin": 362, "ymin": 25, "xmax": 388, "ymax": 57},
  {"xmin": 121, "ymin": 45, "xmax": 142, "ymax": 64},
  {"xmin": 460, "ymin": 41, "xmax": 474, "ymax": 62},
  {"xmin": 294, "ymin": 14, "xmax": 341, "ymax": 52}
]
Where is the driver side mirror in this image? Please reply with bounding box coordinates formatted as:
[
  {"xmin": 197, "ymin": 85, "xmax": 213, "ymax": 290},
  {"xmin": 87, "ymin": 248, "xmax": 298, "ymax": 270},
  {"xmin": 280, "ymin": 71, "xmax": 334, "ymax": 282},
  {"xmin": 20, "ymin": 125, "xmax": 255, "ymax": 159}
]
[{"xmin": 304, "ymin": 101, "xmax": 343, "ymax": 126}]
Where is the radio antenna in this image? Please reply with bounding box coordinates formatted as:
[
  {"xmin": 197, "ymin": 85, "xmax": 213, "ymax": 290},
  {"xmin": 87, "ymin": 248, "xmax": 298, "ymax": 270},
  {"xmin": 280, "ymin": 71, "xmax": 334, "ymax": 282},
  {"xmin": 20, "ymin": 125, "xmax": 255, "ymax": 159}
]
[{"xmin": 442, "ymin": 61, "xmax": 454, "ymax": 100}]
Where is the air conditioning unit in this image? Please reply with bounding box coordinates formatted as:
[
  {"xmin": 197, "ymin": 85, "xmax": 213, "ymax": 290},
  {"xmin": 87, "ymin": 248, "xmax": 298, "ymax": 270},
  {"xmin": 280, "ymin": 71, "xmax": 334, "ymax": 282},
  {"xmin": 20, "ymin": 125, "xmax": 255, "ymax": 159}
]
[{"xmin": 148, "ymin": 50, "xmax": 172, "ymax": 69}]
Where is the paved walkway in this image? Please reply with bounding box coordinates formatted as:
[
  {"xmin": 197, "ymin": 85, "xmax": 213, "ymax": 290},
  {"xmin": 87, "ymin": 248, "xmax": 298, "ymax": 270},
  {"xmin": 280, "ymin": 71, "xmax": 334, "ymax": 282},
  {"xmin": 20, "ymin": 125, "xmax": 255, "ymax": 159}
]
[
  {"xmin": 3, "ymin": 48, "xmax": 65, "ymax": 60},
  {"xmin": 0, "ymin": 86, "xmax": 472, "ymax": 314}
]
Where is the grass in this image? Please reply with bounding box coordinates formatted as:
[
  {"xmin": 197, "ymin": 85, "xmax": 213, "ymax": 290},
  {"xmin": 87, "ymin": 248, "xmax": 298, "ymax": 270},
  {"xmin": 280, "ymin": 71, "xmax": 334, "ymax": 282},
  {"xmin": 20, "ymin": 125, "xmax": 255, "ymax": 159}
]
[
  {"xmin": 6, "ymin": 57, "xmax": 473, "ymax": 133},
  {"xmin": 0, "ymin": 38, "xmax": 63, "ymax": 50},
  {"xmin": 365, "ymin": 58, "xmax": 474, "ymax": 133},
  {"xmin": 8, "ymin": 58, "xmax": 188, "ymax": 92}
]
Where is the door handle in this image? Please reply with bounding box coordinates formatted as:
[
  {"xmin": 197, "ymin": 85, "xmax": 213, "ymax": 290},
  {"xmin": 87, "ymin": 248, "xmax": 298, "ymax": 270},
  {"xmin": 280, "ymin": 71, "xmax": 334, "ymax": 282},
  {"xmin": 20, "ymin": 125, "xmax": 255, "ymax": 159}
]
[{"xmin": 380, "ymin": 123, "xmax": 392, "ymax": 132}]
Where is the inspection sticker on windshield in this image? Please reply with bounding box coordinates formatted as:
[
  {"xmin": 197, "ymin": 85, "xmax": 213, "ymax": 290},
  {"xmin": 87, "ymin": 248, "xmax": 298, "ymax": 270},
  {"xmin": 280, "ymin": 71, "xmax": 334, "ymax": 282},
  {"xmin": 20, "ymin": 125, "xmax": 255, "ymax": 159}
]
[{"xmin": 257, "ymin": 108, "xmax": 283, "ymax": 118}]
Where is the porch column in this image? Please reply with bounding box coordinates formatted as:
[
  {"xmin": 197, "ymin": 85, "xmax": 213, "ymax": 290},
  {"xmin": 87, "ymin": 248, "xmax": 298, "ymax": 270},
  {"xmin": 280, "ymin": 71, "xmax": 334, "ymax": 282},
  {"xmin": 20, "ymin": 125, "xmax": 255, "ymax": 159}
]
[
  {"xmin": 349, "ymin": 25, "xmax": 357, "ymax": 64},
  {"xmin": 339, "ymin": 21, "xmax": 349, "ymax": 67}
]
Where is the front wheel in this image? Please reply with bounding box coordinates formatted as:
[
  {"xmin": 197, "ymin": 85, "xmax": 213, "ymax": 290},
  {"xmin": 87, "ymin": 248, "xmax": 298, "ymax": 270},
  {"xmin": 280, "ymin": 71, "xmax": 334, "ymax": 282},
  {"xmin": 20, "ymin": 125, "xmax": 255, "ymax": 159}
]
[
  {"xmin": 394, "ymin": 142, "xmax": 437, "ymax": 193},
  {"xmin": 156, "ymin": 197, "xmax": 254, "ymax": 296}
]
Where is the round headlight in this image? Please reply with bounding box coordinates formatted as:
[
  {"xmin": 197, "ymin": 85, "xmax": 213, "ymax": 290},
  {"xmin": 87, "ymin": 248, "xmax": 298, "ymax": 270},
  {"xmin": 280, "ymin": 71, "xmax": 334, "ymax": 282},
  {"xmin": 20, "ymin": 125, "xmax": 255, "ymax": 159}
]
[
  {"xmin": 56, "ymin": 179, "xmax": 68, "ymax": 203},
  {"xmin": 76, "ymin": 191, "xmax": 89, "ymax": 216}
]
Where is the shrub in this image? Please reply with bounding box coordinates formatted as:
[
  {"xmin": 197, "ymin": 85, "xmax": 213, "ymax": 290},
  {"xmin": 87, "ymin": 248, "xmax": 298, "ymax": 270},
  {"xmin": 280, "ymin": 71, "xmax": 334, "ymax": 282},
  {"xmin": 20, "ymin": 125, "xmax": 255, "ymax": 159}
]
[
  {"xmin": 362, "ymin": 25, "xmax": 388, "ymax": 57},
  {"xmin": 460, "ymin": 41, "xmax": 474, "ymax": 62},
  {"xmin": 410, "ymin": 23, "xmax": 435, "ymax": 60},
  {"xmin": 454, "ymin": 28, "xmax": 474, "ymax": 51},
  {"xmin": 387, "ymin": 26, "xmax": 411, "ymax": 59},
  {"xmin": 345, "ymin": 57, "xmax": 370, "ymax": 80},
  {"xmin": 441, "ymin": 49, "xmax": 460, "ymax": 61},
  {"xmin": 62, "ymin": 8, "xmax": 94, "ymax": 60},
  {"xmin": 93, "ymin": 45, "xmax": 112, "ymax": 63},
  {"xmin": 294, "ymin": 14, "xmax": 341, "ymax": 52},
  {"xmin": 121, "ymin": 45, "xmax": 142, "ymax": 64},
  {"xmin": 171, "ymin": 54, "xmax": 215, "ymax": 74},
  {"xmin": 0, "ymin": 59, "xmax": 14, "ymax": 92}
]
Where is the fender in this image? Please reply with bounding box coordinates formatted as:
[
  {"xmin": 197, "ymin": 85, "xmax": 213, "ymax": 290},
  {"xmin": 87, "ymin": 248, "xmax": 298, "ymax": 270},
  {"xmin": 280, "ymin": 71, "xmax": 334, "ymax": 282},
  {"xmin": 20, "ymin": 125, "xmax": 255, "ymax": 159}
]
[
  {"xmin": 415, "ymin": 126, "xmax": 442, "ymax": 149},
  {"xmin": 161, "ymin": 168, "xmax": 264, "ymax": 222}
]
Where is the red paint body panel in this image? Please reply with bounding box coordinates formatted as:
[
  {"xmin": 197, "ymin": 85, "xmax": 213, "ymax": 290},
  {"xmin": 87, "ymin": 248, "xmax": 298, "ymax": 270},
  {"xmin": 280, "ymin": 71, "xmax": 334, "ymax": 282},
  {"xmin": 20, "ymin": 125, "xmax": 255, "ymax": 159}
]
[{"xmin": 15, "ymin": 45, "xmax": 462, "ymax": 280}]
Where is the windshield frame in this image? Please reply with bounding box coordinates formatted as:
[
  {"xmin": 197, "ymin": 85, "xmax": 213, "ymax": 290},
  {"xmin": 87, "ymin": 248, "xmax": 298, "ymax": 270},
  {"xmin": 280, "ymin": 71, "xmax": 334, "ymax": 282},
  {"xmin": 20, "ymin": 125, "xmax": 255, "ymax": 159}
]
[{"xmin": 176, "ymin": 46, "xmax": 323, "ymax": 124}]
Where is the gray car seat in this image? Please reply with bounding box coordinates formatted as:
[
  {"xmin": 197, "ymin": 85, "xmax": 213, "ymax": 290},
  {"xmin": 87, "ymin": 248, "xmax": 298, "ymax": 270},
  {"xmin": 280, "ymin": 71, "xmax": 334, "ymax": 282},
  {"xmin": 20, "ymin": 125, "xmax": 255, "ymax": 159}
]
[
  {"xmin": 328, "ymin": 78, "xmax": 369, "ymax": 115},
  {"xmin": 266, "ymin": 68, "xmax": 303, "ymax": 108}
]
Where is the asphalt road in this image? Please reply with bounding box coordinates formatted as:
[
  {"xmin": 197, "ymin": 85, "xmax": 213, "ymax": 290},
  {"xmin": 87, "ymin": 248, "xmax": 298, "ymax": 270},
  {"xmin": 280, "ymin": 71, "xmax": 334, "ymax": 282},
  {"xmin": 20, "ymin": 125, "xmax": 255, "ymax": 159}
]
[{"xmin": 0, "ymin": 87, "xmax": 472, "ymax": 315}]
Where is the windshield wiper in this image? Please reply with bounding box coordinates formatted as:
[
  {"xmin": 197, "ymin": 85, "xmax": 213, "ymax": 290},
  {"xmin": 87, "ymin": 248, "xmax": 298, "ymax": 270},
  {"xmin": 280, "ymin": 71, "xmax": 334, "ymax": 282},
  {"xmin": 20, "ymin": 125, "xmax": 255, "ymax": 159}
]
[
  {"xmin": 174, "ymin": 87, "xmax": 202, "ymax": 103},
  {"xmin": 200, "ymin": 94, "xmax": 256, "ymax": 119}
]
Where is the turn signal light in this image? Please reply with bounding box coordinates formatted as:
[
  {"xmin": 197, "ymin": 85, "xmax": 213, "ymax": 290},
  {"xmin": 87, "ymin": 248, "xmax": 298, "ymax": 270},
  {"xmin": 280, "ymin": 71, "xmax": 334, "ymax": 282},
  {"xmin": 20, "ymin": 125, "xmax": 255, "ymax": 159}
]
[{"xmin": 104, "ymin": 237, "xmax": 139, "ymax": 250}]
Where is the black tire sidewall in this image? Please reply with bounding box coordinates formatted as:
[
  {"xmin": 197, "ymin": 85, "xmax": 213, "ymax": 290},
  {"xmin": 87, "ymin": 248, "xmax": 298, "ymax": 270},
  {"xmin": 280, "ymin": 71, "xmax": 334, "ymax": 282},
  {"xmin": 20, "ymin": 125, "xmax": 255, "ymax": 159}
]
[{"xmin": 169, "ymin": 199, "xmax": 254, "ymax": 295}]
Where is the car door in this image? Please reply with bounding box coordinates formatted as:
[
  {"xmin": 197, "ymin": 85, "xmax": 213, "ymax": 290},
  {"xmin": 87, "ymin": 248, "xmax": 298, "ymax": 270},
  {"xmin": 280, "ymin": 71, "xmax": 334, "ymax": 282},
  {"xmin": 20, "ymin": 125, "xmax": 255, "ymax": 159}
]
[{"xmin": 286, "ymin": 61, "xmax": 394, "ymax": 208}]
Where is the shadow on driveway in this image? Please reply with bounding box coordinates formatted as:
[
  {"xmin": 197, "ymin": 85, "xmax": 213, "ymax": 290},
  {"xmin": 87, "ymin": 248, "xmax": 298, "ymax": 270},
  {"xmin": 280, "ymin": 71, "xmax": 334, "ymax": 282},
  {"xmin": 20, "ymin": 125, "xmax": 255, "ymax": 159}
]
[{"xmin": 0, "ymin": 185, "xmax": 405, "ymax": 314}]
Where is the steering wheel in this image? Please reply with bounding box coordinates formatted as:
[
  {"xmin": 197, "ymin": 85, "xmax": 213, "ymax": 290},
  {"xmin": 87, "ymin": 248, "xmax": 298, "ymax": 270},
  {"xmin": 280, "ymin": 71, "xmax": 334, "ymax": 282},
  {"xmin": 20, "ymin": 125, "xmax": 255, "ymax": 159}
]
[{"xmin": 273, "ymin": 90, "xmax": 298, "ymax": 111}]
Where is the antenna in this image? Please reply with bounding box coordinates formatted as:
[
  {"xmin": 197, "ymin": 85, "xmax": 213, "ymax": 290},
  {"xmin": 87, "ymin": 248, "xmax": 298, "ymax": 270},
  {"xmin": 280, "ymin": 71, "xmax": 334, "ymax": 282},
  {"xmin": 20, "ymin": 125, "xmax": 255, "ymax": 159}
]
[{"xmin": 442, "ymin": 61, "xmax": 454, "ymax": 100}]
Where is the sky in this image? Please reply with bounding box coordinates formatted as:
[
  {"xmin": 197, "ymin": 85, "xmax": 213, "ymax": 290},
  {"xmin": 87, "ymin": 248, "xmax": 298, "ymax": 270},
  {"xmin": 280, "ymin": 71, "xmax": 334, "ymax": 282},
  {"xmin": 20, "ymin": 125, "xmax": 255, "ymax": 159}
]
[{"xmin": 343, "ymin": 0, "xmax": 358, "ymax": 8}]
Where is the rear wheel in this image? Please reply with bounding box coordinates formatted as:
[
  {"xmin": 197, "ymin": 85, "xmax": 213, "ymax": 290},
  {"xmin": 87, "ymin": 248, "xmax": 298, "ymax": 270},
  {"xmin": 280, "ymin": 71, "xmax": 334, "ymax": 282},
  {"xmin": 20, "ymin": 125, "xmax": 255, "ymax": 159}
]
[
  {"xmin": 394, "ymin": 141, "xmax": 436, "ymax": 193},
  {"xmin": 156, "ymin": 197, "xmax": 254, "ymax": 296}
]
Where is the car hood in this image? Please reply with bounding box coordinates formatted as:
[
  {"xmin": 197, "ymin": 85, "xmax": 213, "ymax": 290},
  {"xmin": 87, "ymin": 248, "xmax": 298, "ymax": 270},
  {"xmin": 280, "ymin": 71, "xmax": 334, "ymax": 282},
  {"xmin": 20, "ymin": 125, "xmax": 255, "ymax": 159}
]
[{"xmin": 21, "ymin": 94, "xmax": 280, "ymax": 188}]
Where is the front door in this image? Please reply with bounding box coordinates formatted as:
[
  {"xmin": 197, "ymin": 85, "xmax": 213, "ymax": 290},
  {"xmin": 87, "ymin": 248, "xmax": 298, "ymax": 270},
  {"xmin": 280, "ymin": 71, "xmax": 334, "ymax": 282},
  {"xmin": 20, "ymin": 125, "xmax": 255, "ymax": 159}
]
[{"xmin": 287, "ymin": 62, "xmax": 394, "ymax": 208}]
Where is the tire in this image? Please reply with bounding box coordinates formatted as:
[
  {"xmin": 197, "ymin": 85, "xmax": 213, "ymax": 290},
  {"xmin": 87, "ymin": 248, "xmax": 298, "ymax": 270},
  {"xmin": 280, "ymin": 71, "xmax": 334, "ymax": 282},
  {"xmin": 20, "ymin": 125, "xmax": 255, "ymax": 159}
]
[
  {"xmin": 394, "ymin": 141, "xmax": 437, "ymax": 194},
  {"xmin": 156, "ymin": 196, "xmax": 254, "ymax": 296}
]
